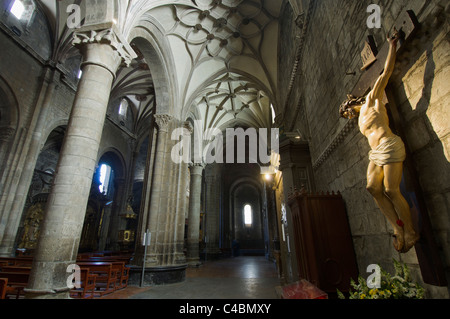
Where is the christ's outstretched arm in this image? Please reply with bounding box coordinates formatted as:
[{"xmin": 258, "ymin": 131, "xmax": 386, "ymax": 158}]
[{"xmin": 368, "ymin": 31, "xmax": 399, "ymax": 101}]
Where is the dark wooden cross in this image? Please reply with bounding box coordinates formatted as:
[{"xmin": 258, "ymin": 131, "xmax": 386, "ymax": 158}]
[{"xmin": 350, "ymin": 10, "xmax": 447, "ymax": 287}]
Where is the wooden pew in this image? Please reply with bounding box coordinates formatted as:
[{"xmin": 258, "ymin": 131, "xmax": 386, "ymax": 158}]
[
  {"xmin": 109, "ymin": 261, "xmax": 129, "ymax": 290},
  {"xmin": 77, "ymin": 257, "xmax": 131, "ymax": 290},
  {"xmin": 0, "ymin": 278, "xmax": 7, "ymax": 299},
  {"xmin": 77, "ymin": 262, "xmax": 118, "ymax": 297},
  {"xmin": 0, "ymin": 257, "xmax": 33, "ymax": 267},
  {"xmin": 1, "ymin": 266, "xmax": 31, "ymax": 273},
  {"xmin": 78, "ymin": 253, "xmax": 105, "ymax": 259},
  {"xmin": 14, "ymin": 257, "xmax": 33, "ymax": 266},
  {"xmin": 0, "ymin": 257, "xmax": 13, "ymax": 266},
  {"xmin": 119, "ymin": 263, "xmax": 130, "ymax": 289},
  {"xmin": 0, "ymin": 266, "xmax": 31, "ymax": 299},
  {"xmin": 70, "ymin": 268, "xmax": 97, "ymax": 299},
  {"xmin": 0, "ymin": 272, "xmax": 29, "ymax": 299},
  {"xmin": 78, "ymin": 256, "xmax": 132, "ymax": 264}
]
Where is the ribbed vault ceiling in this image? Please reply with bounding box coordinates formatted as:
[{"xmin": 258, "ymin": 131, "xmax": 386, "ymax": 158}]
[{"xmin": 37, "ymin": 0, "xmax": 283, "ymax": 137}]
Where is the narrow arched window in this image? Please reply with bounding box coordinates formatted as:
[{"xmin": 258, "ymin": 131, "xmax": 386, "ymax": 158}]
[
  {"xmin": 10, "ymin": 0, "xmax": 25, "ymax": 19},
  {"xmin": 10, "ymin": 0, "xmax": 35, "ymax": 22},
  {"xmin": 99, "ymin": 164, "xmax": 112, "ymax": 195},
  {"xmin": 244, "ymin": 204, "xmax": 252, "ymax": 227},
  {"xmin": 270, "ymin": 103, "xmax": 276, "ymax": 124},
  {"xmin": 118, "ymin": 98, "xmax": 128, "ymax": 118}
]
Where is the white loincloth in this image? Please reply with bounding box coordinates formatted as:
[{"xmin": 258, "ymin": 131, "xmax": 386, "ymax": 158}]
[{"xmin": 369, "ymin": 135, "xmax": 406, "ymax": 166}]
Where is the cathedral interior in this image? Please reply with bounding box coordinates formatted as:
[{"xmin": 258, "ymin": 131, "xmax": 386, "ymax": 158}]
[{"xmin": 0, "ymin": 0, "xmax": 449, "ymax": 301}]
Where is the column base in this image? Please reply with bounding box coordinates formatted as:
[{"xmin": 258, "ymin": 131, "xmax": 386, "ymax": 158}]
[
  {"xmin": 128, "ymin": 264, "xmax": 187, "ymax": 286},
  {"xmin": 187, "ymin": 258, "xmax": 201, "ymax": 267},
  {"xmin": 24, "ymin": 288, "xmax": 71, "ymax": 299},
  {"xmin": 0, "ymin": 244, "xmax": 15, "ymax": 257}
]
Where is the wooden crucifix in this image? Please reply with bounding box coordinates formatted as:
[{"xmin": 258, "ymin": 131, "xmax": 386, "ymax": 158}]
[{"xmin": 344, "ymin": 10, "xmax": 447, "ymax": 287}]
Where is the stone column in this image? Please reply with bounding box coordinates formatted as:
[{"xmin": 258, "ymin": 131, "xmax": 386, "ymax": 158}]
[
  {"xmin": 187, "ymin": 164, "xmax": 204, "ymax": 266},
  {"xmin": 133, "ymin": 127, "xmax": 157, "ymax": 266},
  {"xmin": 105, "ymin": 178, "xmax": 126, "ymax": 251},
  {"xmin": 174, "ymin": 161, "xmax": 189, "ymax": 263},
  {"xmin": 162, "ymin": 143, "xmax": 179, "ymax": 265},
  {"xmin": 24, "ymin": 28, "xmax": 136, "ymax": 299},
  {"xmin": 144, "ymin": 114, "xmax": 173, "ymax": 266},
  {"xmin": 264, "ymin": 178, "xmax": 280, "ymax": 261},
  {"xmin": 173, "ymin": 122, "xmax": 192, "ymax": 264},
  {"xmin": 128, "ymin": 115, "xmax": 190, "ymax": 285},
  {"xmin": 205, "ymin": 164, "xmax": 221, "ymax": 257}
]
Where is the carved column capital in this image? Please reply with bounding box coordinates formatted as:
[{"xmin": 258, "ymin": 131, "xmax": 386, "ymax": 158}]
[
  {"xmin": 73, "ymin": 27, "xmax": 137, "ymax": 69},
  {"xmin": 154, "ymin": 114, "xmax": 173, "ymax": 132}
]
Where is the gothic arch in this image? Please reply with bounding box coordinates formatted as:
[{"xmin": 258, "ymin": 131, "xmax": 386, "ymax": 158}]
[
  {"xmin": 97, "ymin": 148, "xmax": 127, "ymax": 181},
  {"xmin": 41, "ymin": 119, "xmax": 69, "ymax": 149},
  {"xmin": 128, "ymin": 24, "xmax": 179, "ymax": 118},
  {"xmin": 0, "ymin": 76, "xmax": 19, "ymax": 143},
  {"xmin": 229, "ymin": 176, "xmax": 264, "ymax": 208},
  {"xmin": 38, "ymin": 125, "xmax": 66, "ymax": 160}
]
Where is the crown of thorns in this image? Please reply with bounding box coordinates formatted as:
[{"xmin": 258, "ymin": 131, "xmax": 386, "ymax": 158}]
[{"xmin": 339, "ymin": 94, "xmax": 366, "ymax": 118}]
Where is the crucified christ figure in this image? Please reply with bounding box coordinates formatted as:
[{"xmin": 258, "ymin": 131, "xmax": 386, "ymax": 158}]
[{"xmin": 339, "ymin": 31, "xmax": 420, "ymax": 253}]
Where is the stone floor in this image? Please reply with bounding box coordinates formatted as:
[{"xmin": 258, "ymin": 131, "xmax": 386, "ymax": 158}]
[{"xmin": 101, "ymin": 256, "xmax": 281, "ymax": 299}]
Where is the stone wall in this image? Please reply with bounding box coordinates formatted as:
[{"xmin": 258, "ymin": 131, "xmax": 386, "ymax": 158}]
[
  {"xmin": 390, "ymin": 4, "xmax": 450, "ymax": 292},
  {"xmin": 279, "ymin": 0, "xmax": 450, "ymax": 297},
  {"xmin": 0, "ymin": 9, "xmax": 139, "ymax": 257},
  {"xmin": 0, "ymin": 29, "xmax": 44, "ymax": 131},
  {"xmin": 0, "ymin": 27, "xmax": 50, "ymax": 254}
]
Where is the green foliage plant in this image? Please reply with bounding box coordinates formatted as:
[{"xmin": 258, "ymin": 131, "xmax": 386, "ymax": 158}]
[{"xmin": 337, "ymin": 260, "xmax": 425, "ymax": 299}]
